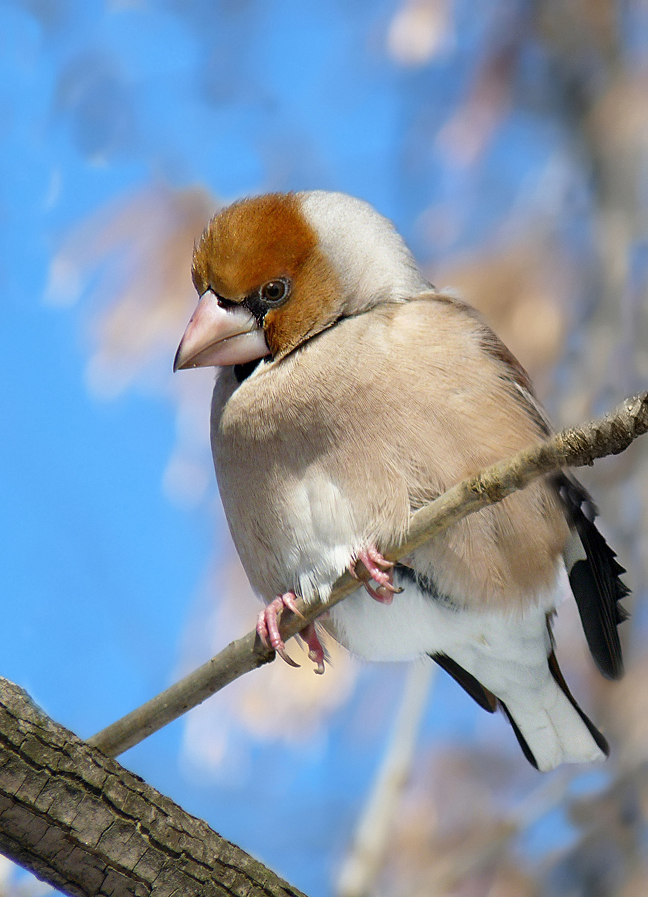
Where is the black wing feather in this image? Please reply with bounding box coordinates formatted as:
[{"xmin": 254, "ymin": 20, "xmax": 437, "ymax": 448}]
[{"xmin": 555, "ymin": 474, "xmax": 629, "ymax": 680}]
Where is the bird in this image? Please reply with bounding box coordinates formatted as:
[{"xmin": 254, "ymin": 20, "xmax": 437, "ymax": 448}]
[{"xmin": 174, "ymin": 190, "xmax": 628, "ymax": 772}]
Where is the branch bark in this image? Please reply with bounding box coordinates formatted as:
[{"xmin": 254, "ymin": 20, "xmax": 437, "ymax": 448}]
[
  {"xmin": 0, "ymin": 677, "xmax": 307, "ymax": 897},
  {"xmin": 89, "ymin": 391, "xmax": 648, "ymax": 759}
]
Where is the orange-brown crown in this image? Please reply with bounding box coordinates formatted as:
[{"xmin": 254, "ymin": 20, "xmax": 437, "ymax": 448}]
[{"xmin": 192, "ymin": 193, "xmax": 342, "ymax": 358}]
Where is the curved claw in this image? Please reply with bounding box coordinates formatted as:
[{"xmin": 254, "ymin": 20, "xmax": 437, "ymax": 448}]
[
  {"xmin": 364, "ymin": 546, "xmax": 394, "ymax": 570},
  {"xmin": 279, "ymin": 590, "xmax": 305, "ymax": 619},
  {"xmin": 349, "ymin": 547, "xmax": 402, "ymax": 603},
  {"xmin": 257, "ymin": 593, "xmax": 301, "ymax": 668},
  {"xmin": 362, "ymin": 581, "xmax": 396, "ymax": 604},
  {"xmin": 301, "ymin": 622, "xmax": 326, "ymax": 675}
]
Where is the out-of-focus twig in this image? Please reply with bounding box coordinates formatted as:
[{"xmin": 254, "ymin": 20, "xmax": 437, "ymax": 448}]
[
  {"xmin": 415, "ymin": 767, "xmax": 576, "ymax": 896},
  {"xmin": 336, "ymin": 662, "xmax": 436, "ymax": 897}
]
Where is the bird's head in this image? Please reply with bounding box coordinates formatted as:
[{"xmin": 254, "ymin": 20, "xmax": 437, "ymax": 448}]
[{"xmin": 174, "ymin": 190, "xmax": 427, "ymax": 371}]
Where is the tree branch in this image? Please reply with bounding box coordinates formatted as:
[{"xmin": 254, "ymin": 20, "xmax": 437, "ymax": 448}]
[
  {"xmin": 0, "ymin": 677, "xmax": 308, "ymax": 897},
  {"xmin": 89, "ymin": 392, "xmax": 648, "ymax": 759}
]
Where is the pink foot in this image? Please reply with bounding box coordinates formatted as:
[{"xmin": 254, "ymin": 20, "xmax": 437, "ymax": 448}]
[
  {"xmin": 349, "ymin": 547, "xmax": 402, "ymax": 604},
  {"xmin": 257, "ymin": 592, "xmax": 303, "ymax": 668},
  {"xmin": 301, "ymin": 623, "xmax": 326, "ymax": 675}
]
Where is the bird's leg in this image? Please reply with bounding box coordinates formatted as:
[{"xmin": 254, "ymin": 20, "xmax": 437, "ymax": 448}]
[
  {"xmin": 301, "ymin": 623, "xmax": 326, "ymax": 675},
  {"xmin": 257, "ymin": 593, "xmax": 327, "ymax": 674},
  {"xmin": 257, "ymin": 592, "xmax": 302, "ymax": 668},
  {"xmin": 349, "ymin": 547, "xmax": 402, "ymax": 604}
]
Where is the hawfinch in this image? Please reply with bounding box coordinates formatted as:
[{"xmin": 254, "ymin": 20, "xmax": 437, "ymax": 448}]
[{"xmin": 174, "ymin": 191, "xmax": 627, "ymax": 771}]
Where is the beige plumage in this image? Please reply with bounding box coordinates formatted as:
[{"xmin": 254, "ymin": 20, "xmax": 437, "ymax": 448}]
[{"xmin": 175, "ymin": 190, "xmax": 627, "ymax": 771}]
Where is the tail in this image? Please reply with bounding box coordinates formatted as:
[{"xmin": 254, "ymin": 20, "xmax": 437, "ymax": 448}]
[
  {"xmin": 498, "ymin": 650, "xmax": 609, "ymax": 771},
  {"xmin": 432, "ymin": 588, "xmax": 614, "ymax": 772},
  {"xmin": 555, "ymin": 475, "xmax": 629, "ymax": 680},
  {"xmin": 434, "ymin": 647, "xmax": 608, "ymax": 771}
]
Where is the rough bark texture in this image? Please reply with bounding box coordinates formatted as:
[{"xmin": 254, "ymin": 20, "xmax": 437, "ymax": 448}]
[
  {"xmin": 0, "ymin": 677, "xmax": 307, "ymax": 897},
  {"xmin": 90, "ymin": 391, "xmax": 648, "ymax": 760}
]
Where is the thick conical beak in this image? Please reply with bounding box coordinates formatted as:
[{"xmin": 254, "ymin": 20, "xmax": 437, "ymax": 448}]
[{"xmin": 173, "ymin": 292, "xmax": 270, "ymax": 371}]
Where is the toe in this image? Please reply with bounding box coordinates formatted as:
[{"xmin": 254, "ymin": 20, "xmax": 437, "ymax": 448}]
[{"xmin": 258, "ymin": 594, "xmax": 302, "ymax": 668}]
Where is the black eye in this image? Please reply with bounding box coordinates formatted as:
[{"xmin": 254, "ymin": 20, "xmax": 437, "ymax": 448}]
[{"xmin": 260, "ymin": 278, "xmax": 290, "ymax": 304}]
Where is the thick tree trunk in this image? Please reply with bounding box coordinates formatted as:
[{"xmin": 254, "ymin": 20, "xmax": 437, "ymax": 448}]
[{"xmin": 0, "ymin": 677, "xmax": 307, "ymax": 897}]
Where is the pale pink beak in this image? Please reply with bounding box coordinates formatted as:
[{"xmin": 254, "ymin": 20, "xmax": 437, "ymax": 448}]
[{"xmin": 173, "ymin": 291, "xmax": 270, "ymax": 371}]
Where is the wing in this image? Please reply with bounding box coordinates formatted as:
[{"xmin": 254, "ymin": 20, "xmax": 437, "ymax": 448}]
[
  {"xmin": 555, "ymin": 475, "xmax": 629, "ymax": 679},
  {"xmin": 453, "ymin": 305, "xmax": 629, "ymax": 676}
]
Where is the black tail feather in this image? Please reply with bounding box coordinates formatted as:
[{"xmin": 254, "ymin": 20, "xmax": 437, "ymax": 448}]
[
  {"xmin": 431, "ymin": 653, "xmax": 497, "ymax": 713},
  {"xmin": 431, "ymin": 648, "xmax": 608, "ymax": 771},
  {"xmin": 555, "ymin": 475, "xmax": 629, "ymax": 680},
  {"xmin": 547, "ymin": 650, "xmax": 610, "ymax": 757},
  {"xmin": 498, "ymin": 701, "xmax": 539, "ymax": 769},
  {"xmin": 431, "ymin": 654, "xmax": 542, "ymax": 769}
]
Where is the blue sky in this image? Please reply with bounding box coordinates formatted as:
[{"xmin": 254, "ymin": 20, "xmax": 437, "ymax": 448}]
[{"xmin": 2, "ymin": 2, "xmax": 645, "ymax": 895}]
